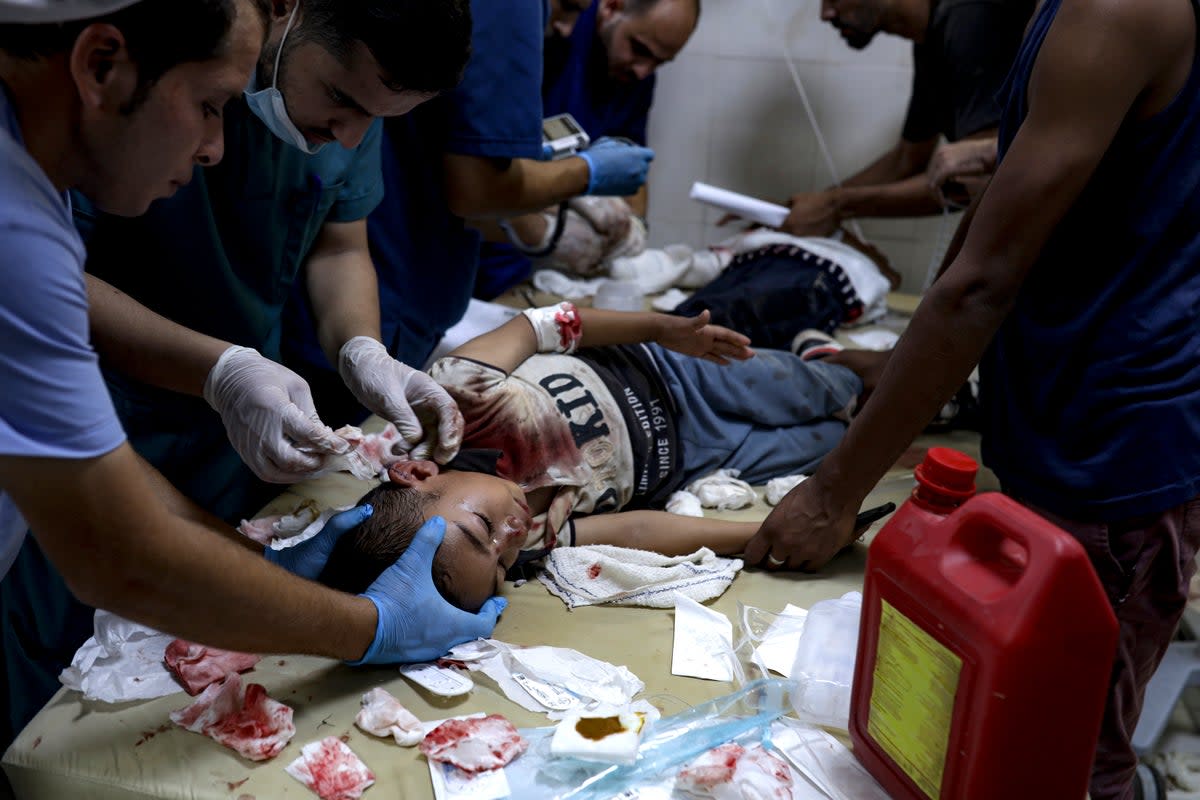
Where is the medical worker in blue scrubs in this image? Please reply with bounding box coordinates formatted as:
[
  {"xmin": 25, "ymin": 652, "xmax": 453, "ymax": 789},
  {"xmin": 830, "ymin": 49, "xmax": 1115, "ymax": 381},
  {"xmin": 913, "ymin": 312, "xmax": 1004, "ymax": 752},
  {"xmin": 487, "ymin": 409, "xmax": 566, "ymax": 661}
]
[
  {"xmin": 285, "ymin": 0, "xmax": 658, "ymax": 425},
  {"xmin": 477, "ymin": 0, "xmax": 700, "ymax": 297},
  {"xmin": 0, "ymin": 0, "xmax": 504, "ymax": 747}
]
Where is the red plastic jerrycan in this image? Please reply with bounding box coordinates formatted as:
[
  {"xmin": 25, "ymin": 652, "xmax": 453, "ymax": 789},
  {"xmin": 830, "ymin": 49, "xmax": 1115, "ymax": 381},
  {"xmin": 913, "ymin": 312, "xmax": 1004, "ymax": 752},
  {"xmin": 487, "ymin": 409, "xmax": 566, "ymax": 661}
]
[{"xmin": 850, "ymin": 448, "xmax": 1118, "ymax": 800}]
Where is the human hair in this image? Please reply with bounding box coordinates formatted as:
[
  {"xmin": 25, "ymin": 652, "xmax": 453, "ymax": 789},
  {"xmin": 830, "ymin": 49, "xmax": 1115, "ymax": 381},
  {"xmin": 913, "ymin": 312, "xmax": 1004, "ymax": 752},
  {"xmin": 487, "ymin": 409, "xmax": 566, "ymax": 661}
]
[
  {"xmin": 0, "ymin": 0, "xmax": 271, "ymax": 111},
  {"xmin": 292, "ymin": 0, "xmax": 472, "ymax": 95},
  {"xmin": 318, "ymin": 482, "xmax": 442, "ymax": 595}
]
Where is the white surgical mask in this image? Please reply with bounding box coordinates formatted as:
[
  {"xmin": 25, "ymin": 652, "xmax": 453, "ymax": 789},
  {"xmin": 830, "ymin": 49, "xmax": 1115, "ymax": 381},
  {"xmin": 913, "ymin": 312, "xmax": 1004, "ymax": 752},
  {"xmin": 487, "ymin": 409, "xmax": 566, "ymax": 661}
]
[{"xmin": 244, "ymin": 3, "xmax": 326, "ymax": 155}]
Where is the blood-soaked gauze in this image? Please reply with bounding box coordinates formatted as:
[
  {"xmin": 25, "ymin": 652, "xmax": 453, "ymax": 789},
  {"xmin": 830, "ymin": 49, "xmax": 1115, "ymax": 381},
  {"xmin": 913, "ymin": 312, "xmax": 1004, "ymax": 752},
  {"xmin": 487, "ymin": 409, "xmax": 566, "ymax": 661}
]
[{"xmin": 521, "ymin": 302, "xmax": 582, "ymax": 354}]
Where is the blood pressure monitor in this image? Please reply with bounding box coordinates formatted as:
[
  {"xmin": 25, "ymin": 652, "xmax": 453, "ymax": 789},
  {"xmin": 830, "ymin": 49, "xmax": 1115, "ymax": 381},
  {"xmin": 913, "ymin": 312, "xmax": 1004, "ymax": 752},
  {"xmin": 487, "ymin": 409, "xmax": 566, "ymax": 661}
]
[{"xmin": 542, "ymin": 113, "xmax": 589, "ymax": 160}]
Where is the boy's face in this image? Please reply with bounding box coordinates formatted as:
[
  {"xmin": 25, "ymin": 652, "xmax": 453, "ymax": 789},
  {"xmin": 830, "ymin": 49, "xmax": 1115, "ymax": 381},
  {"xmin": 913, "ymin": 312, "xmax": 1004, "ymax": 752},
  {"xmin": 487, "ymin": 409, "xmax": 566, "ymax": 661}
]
[{"xmin": 386, "ymin": 462, "xmax": 531, "ymax": 612}]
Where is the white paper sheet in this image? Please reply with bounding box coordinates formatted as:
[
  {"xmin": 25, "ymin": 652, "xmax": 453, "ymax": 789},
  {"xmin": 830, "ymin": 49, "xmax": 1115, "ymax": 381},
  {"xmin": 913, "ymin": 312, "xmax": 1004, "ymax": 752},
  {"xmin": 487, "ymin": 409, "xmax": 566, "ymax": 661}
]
[
  {"xmin": 671, "ymin": 594, "xmax": 734, "ymax": 681},
  {"xmin": 446, "ymin": 639, "xmax": 644, "ymax": 720},
  {"xmin": 770, "ymin": 721, "xmax": 891, "ymax": 800},
  {"xmin": 689, "ymin": 182, "xmax": 790, "ymax": 228}
]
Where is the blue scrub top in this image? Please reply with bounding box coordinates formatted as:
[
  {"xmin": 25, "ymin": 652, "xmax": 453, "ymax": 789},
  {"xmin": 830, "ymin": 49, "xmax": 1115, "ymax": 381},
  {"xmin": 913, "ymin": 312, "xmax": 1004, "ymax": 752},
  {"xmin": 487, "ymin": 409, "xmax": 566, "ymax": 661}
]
[
  {"xmin": 0, "ymin": 87, "xmax": 125, "ymax": 579},
  {"xmin": 78, "ymin": 97, "xmax": 384, "ymax": 520},
  {"xmin": 285, "ymin": 0, "xmax": 547, "ymax": 376},
  {"xmin": 477, "ymin": 2, "xmax": 657, "ymax": 299}
]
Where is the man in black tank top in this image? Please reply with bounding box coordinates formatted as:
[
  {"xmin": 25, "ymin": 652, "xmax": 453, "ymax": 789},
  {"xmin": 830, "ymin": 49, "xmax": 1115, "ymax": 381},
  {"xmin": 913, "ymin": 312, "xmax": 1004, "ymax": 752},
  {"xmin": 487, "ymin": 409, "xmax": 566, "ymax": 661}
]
[{"xmin": 754, "ymin": 0, "xmax": 1200, "ymax": 797}]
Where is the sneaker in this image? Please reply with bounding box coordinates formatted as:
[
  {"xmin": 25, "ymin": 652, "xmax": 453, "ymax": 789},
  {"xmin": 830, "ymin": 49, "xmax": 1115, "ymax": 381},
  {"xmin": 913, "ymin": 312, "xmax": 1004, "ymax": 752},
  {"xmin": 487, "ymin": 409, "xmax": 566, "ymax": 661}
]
[{"xmin": 791, "ymin": 329, "xmax": 844, "ymax": 361}]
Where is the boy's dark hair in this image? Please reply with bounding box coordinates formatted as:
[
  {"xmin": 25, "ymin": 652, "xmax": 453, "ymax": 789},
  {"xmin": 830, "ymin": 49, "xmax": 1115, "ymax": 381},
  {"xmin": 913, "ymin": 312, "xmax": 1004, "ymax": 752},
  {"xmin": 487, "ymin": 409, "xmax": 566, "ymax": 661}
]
[
  {"xmin": 318, "ymin": 482, "xmax": 441, "ymax": 595},
  {"xmin": 0, "ymin": 0, "xmax": 271, "ymax": 111},
  {"xmin": 293, "ymin": 0, "xmax": 472, "ymax": 95}
]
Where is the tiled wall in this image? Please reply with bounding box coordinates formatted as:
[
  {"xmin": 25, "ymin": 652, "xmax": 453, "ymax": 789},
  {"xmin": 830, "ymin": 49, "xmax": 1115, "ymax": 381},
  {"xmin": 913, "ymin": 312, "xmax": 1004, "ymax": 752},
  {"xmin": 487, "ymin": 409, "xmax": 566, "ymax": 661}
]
[{"xmin": 644, "ymin": 0, "xmax": 957, "ymax": 293}]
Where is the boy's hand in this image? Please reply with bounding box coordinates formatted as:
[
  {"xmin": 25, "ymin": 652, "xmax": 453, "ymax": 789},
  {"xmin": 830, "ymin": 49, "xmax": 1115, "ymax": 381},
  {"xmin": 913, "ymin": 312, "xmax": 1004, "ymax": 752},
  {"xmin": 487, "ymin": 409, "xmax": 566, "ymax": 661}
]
[{"xmin": 655, "ymin": 311, "xmax": 754, "ymax": 365}]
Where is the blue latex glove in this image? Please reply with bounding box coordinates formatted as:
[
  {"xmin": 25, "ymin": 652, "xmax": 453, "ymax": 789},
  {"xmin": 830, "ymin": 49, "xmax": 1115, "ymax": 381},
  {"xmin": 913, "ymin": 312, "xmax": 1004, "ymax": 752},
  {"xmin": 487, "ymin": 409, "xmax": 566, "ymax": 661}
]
[
  {"xmin": 348, "ymin": 516, "xmax": 507, "ymax": 665},
  {"xmin": 263, "ymin": 504, "xmax": 373, "ymax": 580},
  {"xmin": 578, "ymin": 137, "xmax": 655, "ymax": 196}
]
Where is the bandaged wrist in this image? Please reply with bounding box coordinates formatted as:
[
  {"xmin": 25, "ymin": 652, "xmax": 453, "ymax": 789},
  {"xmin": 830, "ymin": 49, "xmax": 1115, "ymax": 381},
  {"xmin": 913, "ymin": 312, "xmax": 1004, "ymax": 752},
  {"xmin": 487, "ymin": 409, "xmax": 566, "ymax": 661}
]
[{"xmin": 521, "ymin": 302, "xmax": 582, "ymax": 354}]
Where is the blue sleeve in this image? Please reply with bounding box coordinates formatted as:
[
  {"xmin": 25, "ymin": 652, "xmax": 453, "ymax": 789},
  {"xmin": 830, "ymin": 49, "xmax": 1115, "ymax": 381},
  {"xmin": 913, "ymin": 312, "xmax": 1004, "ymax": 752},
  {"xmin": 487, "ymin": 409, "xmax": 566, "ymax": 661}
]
[
  {"xmin": 328, "ymin": 118, "xmax": 385, "ymax": 223},
  {"xmin": 0, "ymin": 224, "xmax": 125, "ymax": 460},
  {"xmin": 444, "ymin": 0, "xmax": 545, "ymax": 159},
  {"xmin": 624, "ymin": 77, "xmax": 655, "ymax": 146}
]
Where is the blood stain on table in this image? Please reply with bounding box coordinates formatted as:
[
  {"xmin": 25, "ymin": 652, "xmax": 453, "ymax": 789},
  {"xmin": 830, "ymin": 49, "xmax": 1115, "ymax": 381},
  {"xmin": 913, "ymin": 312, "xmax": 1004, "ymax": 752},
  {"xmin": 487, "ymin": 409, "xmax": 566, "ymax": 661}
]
[{"xmin": 134, "ymin": 723, "xmax": 172, "ymax": 747}]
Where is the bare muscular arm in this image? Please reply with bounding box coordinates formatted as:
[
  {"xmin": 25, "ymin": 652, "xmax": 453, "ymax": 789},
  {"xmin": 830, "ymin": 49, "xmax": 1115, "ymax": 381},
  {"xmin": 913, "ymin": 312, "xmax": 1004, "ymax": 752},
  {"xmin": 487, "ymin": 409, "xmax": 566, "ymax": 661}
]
[
  {"xmin": 0, "ymin": 445, "xmax": 377, "ymax": 659},
  {"xmin": 746, "ymin": 0, "xmax": 1194, "ymax": 570},
  {"xmin": 86, "ymin": 275, "xmax": 229, "ymax": 397},
  {"xmin": 779, "ymin": 137, "xmax": 941, "ymax": 236}
]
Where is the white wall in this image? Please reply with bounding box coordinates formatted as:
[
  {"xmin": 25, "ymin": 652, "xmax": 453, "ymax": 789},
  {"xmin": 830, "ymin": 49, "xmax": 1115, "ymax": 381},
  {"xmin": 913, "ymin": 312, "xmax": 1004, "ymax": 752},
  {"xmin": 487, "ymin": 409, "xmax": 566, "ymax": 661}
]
[{"xmin": 644, "ymin": 0, "xmax": 952, "ymax": 292}]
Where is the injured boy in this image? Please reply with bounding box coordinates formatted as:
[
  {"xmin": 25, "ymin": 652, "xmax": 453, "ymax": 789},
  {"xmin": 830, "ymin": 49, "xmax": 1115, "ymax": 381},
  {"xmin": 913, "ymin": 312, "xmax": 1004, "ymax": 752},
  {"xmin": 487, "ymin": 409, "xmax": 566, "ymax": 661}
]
[{"xmin": 318, "ymin": 303, "xmax": 865, "ymax": 613}]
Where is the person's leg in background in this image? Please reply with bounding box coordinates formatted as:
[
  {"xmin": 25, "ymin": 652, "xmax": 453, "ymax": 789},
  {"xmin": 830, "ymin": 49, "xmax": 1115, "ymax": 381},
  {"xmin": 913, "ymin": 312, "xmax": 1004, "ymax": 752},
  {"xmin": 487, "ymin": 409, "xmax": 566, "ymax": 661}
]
[
  {"xmin": 650, "ymin": 345, "xmax": 863, "ymax": 485},
  {"xmin": 1022, "ymin": 497, "xmax": 1200, "ymax": 800}
]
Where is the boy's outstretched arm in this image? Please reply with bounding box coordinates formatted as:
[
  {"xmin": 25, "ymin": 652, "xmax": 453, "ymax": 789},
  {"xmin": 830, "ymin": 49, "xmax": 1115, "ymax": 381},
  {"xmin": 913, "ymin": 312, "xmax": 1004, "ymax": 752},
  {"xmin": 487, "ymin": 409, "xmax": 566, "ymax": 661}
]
[
  {"xmin": 573, "ymin": 510, "xmax": 759, "ymax": 557},
  {"xmin": 449, "ymin": 304, "xmax": 753, "ymax": 375}
]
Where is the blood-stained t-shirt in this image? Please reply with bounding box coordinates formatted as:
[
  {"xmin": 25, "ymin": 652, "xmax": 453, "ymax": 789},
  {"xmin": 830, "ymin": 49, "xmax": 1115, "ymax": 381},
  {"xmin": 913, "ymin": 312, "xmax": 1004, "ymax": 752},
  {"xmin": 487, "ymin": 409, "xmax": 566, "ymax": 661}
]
[{"xmin": 428, "ymin": 343, "xmax": 681, "ymax": 555}]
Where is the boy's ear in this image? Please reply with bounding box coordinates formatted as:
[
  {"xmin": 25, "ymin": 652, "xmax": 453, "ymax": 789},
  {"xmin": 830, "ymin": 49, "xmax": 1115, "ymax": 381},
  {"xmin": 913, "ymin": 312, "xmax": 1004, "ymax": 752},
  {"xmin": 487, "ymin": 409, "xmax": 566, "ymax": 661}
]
[{"xmin": 386, "ymin": 459, "xmax": 440, "ymax": 486}]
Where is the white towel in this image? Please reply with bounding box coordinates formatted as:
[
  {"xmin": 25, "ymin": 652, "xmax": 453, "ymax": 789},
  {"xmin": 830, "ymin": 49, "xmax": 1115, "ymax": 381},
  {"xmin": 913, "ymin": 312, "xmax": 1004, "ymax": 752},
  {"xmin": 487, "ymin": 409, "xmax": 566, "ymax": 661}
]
[
  {"xmin": 538, "ymin": 544, "xmax": 743, "ymax": 609},
  {"xmin": 532, "ymin": 269, "xmax": 606, "ymax": 299},
  {"xmin": 651, "ymin": 287, "xmax": 691, "ymax": 312}
]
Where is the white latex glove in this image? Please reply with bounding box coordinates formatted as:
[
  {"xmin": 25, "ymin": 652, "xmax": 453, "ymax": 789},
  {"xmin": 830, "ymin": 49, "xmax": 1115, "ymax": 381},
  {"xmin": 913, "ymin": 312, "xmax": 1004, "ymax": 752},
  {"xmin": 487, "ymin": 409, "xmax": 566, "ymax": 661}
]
[
  {"xmin": 204, "ymin": 345, "xmax": 350, "ymax": 483},
  {"xmin": 337, "ymin": 337, "xmax": 463, "ymax": 463}
]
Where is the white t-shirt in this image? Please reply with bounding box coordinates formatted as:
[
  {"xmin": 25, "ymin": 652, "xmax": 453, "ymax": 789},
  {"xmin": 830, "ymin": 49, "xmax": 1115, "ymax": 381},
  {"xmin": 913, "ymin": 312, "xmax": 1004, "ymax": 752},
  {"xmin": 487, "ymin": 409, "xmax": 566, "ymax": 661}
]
[{"xmin": 430, "ymin": 354, "xmax": 635, "ymax": 551}]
